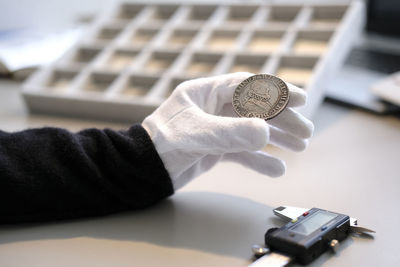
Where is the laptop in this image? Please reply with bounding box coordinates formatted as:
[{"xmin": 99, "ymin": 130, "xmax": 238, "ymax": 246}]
[{"xmin": 325, "ymin": 0, "xmax": 400, "ymax": 114}]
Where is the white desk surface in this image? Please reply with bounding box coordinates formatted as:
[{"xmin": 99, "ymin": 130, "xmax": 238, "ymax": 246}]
[{"xmin": 0, "ymin": 79, "xmax": 400, "ymax": 267}]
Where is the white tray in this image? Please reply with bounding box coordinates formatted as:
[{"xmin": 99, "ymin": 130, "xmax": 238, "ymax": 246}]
[{"xmin": 22, "ymin": 1, "xmax": 365, "ymax": 122}]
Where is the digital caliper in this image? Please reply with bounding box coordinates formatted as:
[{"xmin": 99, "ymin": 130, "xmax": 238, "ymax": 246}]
[{"xmin": 249, "ymin": 206, "xmax": 375, "ymax": 266}]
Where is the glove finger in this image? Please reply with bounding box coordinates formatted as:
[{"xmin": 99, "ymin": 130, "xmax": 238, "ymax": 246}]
[
  {"xmin": 287, "ymin": 83, "xmax": 307, "ymax": 108},
  {"xmin": 269, "ymin": 125, "xmax": 308, "ymax": 152},
  {"xmin": 222, "ymin": 151, "xmax": 286, "ymax": 177},
  {"xmin": 268, "ymin": 108, "xmax": 314, "ymax": 139},
  {"xmin": 194, "ymin": 108, "xmax": 269, "ymax": 154}
]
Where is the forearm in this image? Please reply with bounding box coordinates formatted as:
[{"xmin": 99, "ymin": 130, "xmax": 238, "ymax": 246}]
[{"xmin": 0, "ymin": 124, "xmax": 173, "ymax": 224}]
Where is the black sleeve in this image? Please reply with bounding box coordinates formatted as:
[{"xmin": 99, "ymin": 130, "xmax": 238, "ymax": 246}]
[{"xmin": 0, "ymin": 124, "xmax": 174, "ymax": 224}]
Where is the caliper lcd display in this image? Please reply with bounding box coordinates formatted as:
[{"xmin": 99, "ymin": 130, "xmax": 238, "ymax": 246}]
[{"xmin": 290, "ymin": 210, "xmax": 337, "ymax": 235}]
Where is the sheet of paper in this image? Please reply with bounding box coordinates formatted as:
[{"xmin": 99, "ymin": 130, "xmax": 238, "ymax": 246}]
[
  {"xmin": 370, "ymin": 71, "xmax": 400, "ymax": 106},
  {"xmin": 0, "ymin": 28, "xmax": 83, "ymax": 72}
]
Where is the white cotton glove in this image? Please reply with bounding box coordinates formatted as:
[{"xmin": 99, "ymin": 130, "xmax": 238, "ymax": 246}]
[{"xmin": 142, "ymin": 72, "xmax": 314, "ymax": 190}]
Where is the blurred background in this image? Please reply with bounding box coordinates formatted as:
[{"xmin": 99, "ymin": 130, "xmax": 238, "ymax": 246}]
[
  {"xmin": 1, "ymin": 0, "xmax": 400, "ymax": 124},
  {"xmin": 1, "ymin": 0, "xmax": 399, "ymax": 121}
]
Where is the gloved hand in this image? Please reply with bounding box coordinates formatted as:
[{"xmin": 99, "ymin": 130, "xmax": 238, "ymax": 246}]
[{"xmin": 142, "ymin": 72, "xmax": 314, "ymax": 190}]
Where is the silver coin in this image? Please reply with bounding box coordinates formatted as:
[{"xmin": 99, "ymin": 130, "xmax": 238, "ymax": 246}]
[{"xmin": 232, "ymin": 74, "xmax": 289, "ymax": 120}]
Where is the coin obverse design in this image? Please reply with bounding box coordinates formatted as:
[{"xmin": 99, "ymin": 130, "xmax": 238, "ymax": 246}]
[{"xmin": 232, "ymin": 74, "xmax": 289, "ymax": 120}]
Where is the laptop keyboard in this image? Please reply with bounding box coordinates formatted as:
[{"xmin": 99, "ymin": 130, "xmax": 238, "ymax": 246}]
[{"xmin": 346, "ymin": 48, "xmax": 400, "ymax": 74}]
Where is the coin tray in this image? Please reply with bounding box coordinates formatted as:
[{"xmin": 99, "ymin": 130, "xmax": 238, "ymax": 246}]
[
  {"xmin": 310, "ymin": 5, "xmax": 347, "ymax": 27},
  {"xmin": 276, "ymin": 55, "xmax": 319, "ymax": 87},
  {"xmin": 268, "ymin": 5, "xmax": 302, "ymax": 23},
  {"xmin": 185, "ymin": 52, "xmax": 223, "ymax": 76},
  {"xmin": 206, "ymin": 29, "xmax": 241, "ymax": 51},
  {"xmin": 81, "ymin": 71, "xmax": 118, "ymax": 92},
  {"xmin": 120, "ymin": 74, "xmax": 159, "ymax": 97},
  {"xmin": 23, "ymin": 1, "xmax": 364, "ymax": 122},
  {"xmin": 69, "ymin": 46, "xmax": 104, "ymax": 65},
  {"xmin": 246, "ymin": 30, "xmax": 285, "ymax": 53},
  {"xmin": 100, "ymin": 48, "xmax": 140, "ymax": 71},
  {"xmin": 187, "ymin": 5, "xmax": 217, "ymax": 22},
  {"xmin": 229, "ymin": 54, "xmax": 268, "ymax": 74},
  {"xmin": 292, "ymin": 30, "xmax": 333, "ymax": 55},
  {"xmin": 166, "ymin": 28, "xmax": 198, "ymax": 48},
  {"xmin": 46, "ymin": 69, "xmax": 79, "ymax": 91}
]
